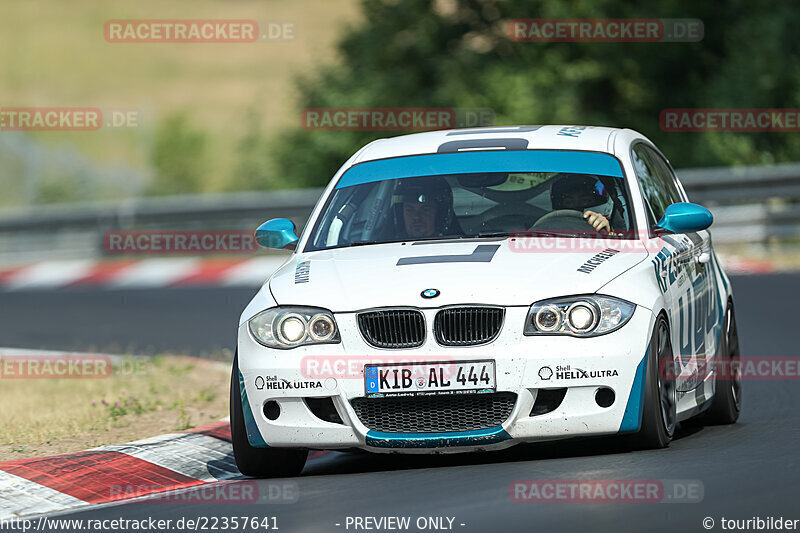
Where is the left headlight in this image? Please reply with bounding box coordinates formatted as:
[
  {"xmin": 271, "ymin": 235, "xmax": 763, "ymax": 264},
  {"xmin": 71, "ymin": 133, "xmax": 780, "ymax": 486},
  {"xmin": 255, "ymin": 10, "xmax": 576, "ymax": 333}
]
[
  {"xmin": 524, "ymin": 295, "xmax": 635, "ymax": 337},
  {"xmin": 248, "ymin": 307, "xmax": 341, "ymax": 349}
]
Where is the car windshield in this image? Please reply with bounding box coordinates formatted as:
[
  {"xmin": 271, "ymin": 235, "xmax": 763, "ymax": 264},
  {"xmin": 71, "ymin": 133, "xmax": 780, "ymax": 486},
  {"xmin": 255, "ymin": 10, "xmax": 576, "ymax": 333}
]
[{"xmin": 306, "ymin": 150, "xmax": 635, "ymax": 251}]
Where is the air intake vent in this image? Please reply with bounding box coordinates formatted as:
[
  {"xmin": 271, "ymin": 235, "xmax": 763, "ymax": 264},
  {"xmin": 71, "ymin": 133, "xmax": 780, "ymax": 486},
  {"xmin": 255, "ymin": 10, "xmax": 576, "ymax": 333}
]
[
  {"xmin": 357, "ymin": 309, "xmax": 425, "ymax": 348},
  {"xmin": 530, "ymin": 388, "xmax": 567, "ymax": 416},
  {"xmin": 434, "ymin": 307, "xmax": 504, "ymax": 346},
  {"xmin": 351, "ymin": 392, "xmax": 517, "ymax": 433},
  {"xmin": 295, "ymin": 261, "xmax": 310, "ymax": 283}
]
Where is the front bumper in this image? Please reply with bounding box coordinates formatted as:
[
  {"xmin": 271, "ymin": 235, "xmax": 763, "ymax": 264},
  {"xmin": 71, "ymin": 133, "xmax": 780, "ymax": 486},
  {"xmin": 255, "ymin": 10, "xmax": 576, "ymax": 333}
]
[{"xmin": 236, "ymin": 305, "xmax": 654, "ymax": 453}]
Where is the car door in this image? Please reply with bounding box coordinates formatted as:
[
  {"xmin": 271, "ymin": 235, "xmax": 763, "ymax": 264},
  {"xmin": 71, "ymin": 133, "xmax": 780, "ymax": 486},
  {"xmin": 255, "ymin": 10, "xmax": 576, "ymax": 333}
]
[
  {"xmin": 632, "ymin": 142, "xmax": 709, "ymax": 394},
  {"xmin": 646, "ymin": 146, "xmax": 720, "ymax": 367}
]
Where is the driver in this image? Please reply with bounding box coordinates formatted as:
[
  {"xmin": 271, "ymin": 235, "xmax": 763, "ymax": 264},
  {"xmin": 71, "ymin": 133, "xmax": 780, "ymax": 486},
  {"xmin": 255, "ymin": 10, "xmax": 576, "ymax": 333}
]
[
  {"xmin": 394, "ymin": 177, "xmax": 458, "ymax": 239},
  {"xmin": 550, "ymin": 173, "xmax": 615, "ymax": 233}
]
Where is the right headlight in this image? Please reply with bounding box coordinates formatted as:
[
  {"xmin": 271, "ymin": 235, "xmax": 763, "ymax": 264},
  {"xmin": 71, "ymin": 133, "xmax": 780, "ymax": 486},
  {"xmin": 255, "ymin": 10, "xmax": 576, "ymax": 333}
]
[
  {"xmin": 524, "ymin": 295, "xmax": 635, "ymax": 337},
  {"xmin": 248, "ymin": 306, "xmax": 341, "ymax": 349}
]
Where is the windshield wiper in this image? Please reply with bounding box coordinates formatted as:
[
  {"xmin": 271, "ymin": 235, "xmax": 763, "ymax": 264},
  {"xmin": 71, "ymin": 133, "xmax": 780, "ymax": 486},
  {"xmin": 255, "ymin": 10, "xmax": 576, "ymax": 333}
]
[
  {"xmin": 513, "ymin": 229, "xmax": 606, "ymax": 238},
  {"xmin": 464, "ymin": 231, "xmax": 581, "ymax": 239},
  {"xmin": 464, "ymin": 231, "xmax": 599, "ymax": 239},
  {"xmin": 340, "ymin": 240, "xmax": 382, "ymax": 248},
  {"xmin": 471, "ymin": 232, "xmax": 512, "ymax": 239}
]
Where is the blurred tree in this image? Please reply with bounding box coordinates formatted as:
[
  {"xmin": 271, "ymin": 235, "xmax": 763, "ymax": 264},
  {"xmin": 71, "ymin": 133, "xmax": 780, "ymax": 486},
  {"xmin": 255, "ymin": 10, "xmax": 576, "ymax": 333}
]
[
  {"xmin": 148, "ymin": 113, "xmax": 207, "ymax": 196},
  {"xmin": 228, "ymin": 111, "xmax": 271, "ymax": 191},
  {"xmin": 268, "ymin": 0, "xmax": 800, "ymax": 188},
  {"xmin": 227, "ymin": 109, "xmax": 298, "ymax": 191}
]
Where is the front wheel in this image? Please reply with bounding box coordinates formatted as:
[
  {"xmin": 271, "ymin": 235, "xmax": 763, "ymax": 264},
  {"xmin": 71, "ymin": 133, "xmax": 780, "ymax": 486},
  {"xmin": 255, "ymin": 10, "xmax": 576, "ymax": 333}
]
[
  {"xmin": 230, "ymin": 352, "xmax": 308, "ymax": 477},
  {"xmin": 630, "ymin": 315, "xmax": 676, "ymax": 449}
]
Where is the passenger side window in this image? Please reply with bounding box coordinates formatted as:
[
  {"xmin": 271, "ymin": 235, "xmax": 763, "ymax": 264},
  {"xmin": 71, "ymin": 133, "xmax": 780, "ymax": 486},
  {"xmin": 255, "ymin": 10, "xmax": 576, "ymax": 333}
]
[
  {"xmin": 632, "ymin": 144, "xmax": 680, "ymax": 228},
  {"xmin": 645, "ymin": 148, "xmax": 685, "ymax": 204}
]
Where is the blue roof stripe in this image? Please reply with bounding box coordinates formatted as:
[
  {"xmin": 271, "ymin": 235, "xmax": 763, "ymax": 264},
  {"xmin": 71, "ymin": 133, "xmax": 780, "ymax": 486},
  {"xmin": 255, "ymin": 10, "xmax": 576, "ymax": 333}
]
[{"xmin": 336, "ymin": 150, "xmax": 624, "ymax": 189}]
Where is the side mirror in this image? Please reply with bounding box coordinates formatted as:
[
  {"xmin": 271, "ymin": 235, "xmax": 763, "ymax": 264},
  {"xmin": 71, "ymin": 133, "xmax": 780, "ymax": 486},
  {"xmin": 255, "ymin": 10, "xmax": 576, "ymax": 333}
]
[
  {"xmin": 255, "ymin": 218, "xmax": 299, "ymax": 250},
  {"xmin": 656, "ymin": 202, "xmax": 713, "ymax": 234}
]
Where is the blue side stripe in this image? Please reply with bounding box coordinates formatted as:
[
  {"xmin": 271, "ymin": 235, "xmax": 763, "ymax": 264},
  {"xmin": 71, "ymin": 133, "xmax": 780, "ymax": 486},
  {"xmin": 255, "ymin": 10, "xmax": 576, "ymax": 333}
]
[
  {"xmin": 239, "ymin": 370, "xmax": 268, "ymax": 447},
  {"xmin": 337, "ymin": 150, "xmax": 624, "ymax": 189},
  {"xmin": 366, "ymin": 426, "xmax": 510, "ymax": 448},
  {"xmin": 618, "ymin": 346, "xmax": 649, "ymax": 433}
]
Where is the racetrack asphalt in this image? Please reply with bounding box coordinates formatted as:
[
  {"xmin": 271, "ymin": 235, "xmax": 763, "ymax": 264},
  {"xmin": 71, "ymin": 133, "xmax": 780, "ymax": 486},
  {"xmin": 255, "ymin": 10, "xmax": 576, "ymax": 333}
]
[
  {"xmin": 3, "ymin": 273, "xmax": 799, "ymax": 532},
  {"xmin": 0, "ymin": 286, "xmax": 257, "ymax": 357}
]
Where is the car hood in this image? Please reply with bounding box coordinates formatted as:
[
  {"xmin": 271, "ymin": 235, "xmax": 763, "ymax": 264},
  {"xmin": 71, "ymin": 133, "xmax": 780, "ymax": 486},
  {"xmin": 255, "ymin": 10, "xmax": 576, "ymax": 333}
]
[{"xmin": 268, "ymin": 239, "xmax": 646, "ymax": 312}]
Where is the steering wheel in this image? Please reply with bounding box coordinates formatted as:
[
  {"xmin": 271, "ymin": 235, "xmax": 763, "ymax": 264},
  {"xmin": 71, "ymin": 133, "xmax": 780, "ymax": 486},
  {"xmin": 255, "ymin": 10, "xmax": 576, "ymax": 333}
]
[{"xmin": 532, "ymin": 209, "xmax": 598, "ymax": 231}]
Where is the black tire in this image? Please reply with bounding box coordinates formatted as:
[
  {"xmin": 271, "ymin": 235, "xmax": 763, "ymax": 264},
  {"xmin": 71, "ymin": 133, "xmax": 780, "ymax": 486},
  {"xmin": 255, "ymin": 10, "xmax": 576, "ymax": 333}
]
[
  {"xmin": 702, "ymin": 303, "xmax": 742, "ymax": 425},
  {"xmin": 230, "ymin": 352, "xmax": 307, "ymax": 478},
  {"xmin": 630, "ymin": 315, "xmax": 677, "ymax": 450}
]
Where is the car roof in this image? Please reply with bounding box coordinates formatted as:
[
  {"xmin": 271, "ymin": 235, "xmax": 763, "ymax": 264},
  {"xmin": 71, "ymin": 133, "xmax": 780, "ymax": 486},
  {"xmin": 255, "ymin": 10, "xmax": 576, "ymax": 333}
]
[{"xmin": 352, "ymin": 125, "xmax": 644, "ymax": 164}]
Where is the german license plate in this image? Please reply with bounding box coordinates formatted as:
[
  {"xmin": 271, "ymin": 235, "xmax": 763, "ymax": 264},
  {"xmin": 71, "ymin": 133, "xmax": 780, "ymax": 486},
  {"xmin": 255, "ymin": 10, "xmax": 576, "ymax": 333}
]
[{"xmin": 364, "ymin": 360, "xmax": 496, "ymax": 397}]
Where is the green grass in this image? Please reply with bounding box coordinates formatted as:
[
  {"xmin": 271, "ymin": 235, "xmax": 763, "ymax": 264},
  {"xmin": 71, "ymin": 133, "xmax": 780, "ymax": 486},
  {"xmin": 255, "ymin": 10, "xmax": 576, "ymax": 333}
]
[
  {"xmin": 0, "ymin": 0, "xmax": 360, "ymax": 203},
  {"xmin": 0, "ymin": 355, "xmax": 230, "ymax": 460}
]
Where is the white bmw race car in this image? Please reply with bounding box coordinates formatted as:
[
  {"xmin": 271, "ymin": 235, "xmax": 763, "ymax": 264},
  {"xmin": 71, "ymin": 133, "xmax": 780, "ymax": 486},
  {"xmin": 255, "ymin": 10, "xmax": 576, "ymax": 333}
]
[{"xmin": 230, "ymin": 125, "xmax": 742, "ymax": 477}]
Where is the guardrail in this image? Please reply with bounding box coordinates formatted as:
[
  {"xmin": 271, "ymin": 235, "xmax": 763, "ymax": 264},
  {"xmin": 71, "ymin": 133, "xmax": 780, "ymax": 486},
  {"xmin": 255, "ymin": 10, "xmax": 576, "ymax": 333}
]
[
  {"xmin": 678, "ymin": 162, "xmax": 800, "ymax": 244},
  {"xmin": 0, "ymin": 162, "xmax": 798, "ymax": 264},
  {"xmin": 679, "ymin": 163, "xmax": 800, "ymax": 203},
  {"xmin": 0, "ymin": 189, "xmax": 323, "ymax": 264}
]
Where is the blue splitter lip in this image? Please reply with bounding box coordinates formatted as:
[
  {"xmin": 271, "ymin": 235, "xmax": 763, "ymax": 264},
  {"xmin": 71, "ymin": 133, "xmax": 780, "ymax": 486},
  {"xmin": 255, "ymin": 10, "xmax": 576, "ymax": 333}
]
[{"xmin": 365, "ymin": 425, "xmax": 510, "ymax": 448}]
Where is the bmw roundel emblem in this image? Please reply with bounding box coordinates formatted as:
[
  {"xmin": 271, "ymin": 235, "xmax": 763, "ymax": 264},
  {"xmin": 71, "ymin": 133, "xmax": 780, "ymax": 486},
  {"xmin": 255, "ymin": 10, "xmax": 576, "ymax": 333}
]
[{"xmin": 421, "ymin": 288, "xmax": 440, "ymax": 299}]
